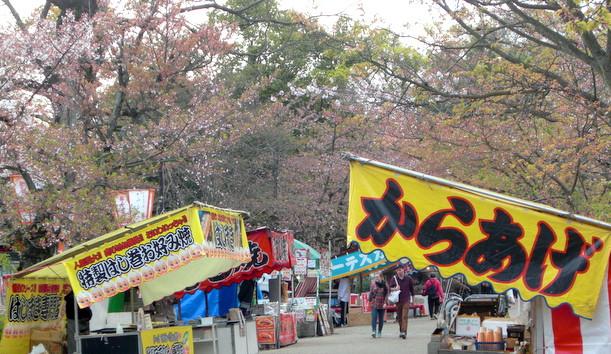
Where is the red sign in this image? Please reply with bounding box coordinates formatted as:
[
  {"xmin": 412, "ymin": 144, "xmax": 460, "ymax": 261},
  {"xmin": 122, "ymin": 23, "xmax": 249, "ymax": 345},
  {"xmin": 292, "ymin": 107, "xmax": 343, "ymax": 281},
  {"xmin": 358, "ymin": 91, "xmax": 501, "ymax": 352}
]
[
  {"xmin": 255, "ymin": 316, "xmax": 276, "ymax": 345},
  {"xmin": 279, "ymin": 313, "xmax": 297, "ymax": 346},
  {"xmin": 176, "ymin": 228, "xmax": 294, "ymax": 297}
]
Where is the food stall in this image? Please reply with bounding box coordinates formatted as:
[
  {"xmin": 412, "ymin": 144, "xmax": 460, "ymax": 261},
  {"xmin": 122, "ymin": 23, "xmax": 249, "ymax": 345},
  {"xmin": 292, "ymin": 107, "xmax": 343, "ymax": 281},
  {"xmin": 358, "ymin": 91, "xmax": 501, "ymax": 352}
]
[
  {"xmin": 176, "ymin": 227, "xmax": 296, "ymax": 352},
  {"xmin": 287, "ymin": 239, "xmax": 337, "ymax": 339},
  {"xmin": 320, "ymin": 249, "xmax": 396, "ymax": 326},
  {"xmin": 0, "ymin": 202, "xmax": 251, "ymax": 354},
  {"xmin": 344, "ymin": 155, "xmax": 610, "ymax": 353}
]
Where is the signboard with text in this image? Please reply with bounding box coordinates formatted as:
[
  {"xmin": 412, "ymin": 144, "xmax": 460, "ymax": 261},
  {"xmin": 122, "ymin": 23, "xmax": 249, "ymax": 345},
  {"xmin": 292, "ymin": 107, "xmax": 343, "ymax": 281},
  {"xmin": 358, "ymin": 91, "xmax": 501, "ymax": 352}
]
[
  {"xmin": 140, "ymin": 326, "xmax": 194, "ymax": 354},
  {"xmin": 64, "ymin": 205, "xmax": 249, "ymax": 308},
  {"xmin": 347, "ymin": 160, "xmax": 611, "ymax": 318},
  {"xmin": 294, "ymin": 249, "xmax": 308, "ymax": 276},
  {"xmin": 0, "ymin": 278, "xmax": 70, "ymax": 354}
]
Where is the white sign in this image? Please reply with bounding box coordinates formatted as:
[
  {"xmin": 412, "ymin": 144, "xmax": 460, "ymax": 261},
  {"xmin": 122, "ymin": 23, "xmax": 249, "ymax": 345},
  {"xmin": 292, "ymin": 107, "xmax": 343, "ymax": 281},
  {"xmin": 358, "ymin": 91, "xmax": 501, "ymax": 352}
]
[
  {"xmin": 113, "ymin": 189, "xmax": 155, "ymax": 226},
  {"xmin": 319, "ymin": 250, "xmax": 330, "ymax": 276},
  {"xmin": 456, "ymin": 316, "xmax": 481, "ymax": 337},
  {"xmin": 294, "ymin": 248, "xmax": 308, "ymax": 275}
]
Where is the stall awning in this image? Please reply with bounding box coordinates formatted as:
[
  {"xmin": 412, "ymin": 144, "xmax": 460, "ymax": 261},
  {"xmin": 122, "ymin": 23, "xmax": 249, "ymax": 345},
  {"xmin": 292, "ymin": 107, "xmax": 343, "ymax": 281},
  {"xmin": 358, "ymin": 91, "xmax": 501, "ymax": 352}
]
[
  {"xmin": 320, "ymin": 249, "xmax": 390, "ymax": 283},
  {"xmin": 345, "ymin": 155, "xmax": 611, "ymax": 318},
  {"xmin": 176, "ymin": 228, "xmax": 294, "ymax": 297},
  {"xmin": 293, "ymin": 239, "xmax": 320, "ymax": 260},
  {"xmin": 10, "ymin": 202, "xmax": 250, "ymax": 307}
]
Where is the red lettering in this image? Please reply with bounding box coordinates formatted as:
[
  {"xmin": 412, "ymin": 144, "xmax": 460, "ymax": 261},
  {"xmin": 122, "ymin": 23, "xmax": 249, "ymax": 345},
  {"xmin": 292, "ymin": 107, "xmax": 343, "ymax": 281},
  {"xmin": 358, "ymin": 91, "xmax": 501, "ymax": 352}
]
[
  {"xmin": 146, "ymin": 215, "xmax": 188, "ymax": 239},
  {"xmin": 75, "ymin": 252, "xmax": 102, "ymax": 269},
  {"xmin": 12, "ymin": 283, "xmax": 27, "ymax": 293}
]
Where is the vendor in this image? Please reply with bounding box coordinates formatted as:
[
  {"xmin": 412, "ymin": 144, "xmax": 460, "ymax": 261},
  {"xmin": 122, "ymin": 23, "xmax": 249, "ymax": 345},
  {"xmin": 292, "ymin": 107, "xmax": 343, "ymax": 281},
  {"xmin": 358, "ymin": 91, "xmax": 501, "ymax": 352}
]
[
  {"xmin": 65, "ymin": 290, "xmax": 93, "ymax": 354},
  {"xmin": 338, "ymin": 277, "xmax": 352, "ymax": 327},
  {"xmin": 150, "ymin": 295, "xmax": 177, "ymax": 323},
  {"xmin": 238, "ymin": 279, "xmax": 256, "ymax": 316}
]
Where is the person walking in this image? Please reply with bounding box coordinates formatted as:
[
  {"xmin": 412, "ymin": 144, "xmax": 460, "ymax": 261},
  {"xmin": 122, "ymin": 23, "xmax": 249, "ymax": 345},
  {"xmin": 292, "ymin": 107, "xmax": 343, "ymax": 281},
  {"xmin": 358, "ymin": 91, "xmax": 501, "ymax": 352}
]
[
  {"xmin": 389, "ymin": 265, "xmax": 414, "ymax": 339},
  {"xmin": 422, "ymin": 273, "xmax": 444, "ymax": 319},
  {"xmin": 368, "ymin": 272, "xmax": 389, "ymax": 338},
  {"xmin": 338, "ymin": 277, "xmax": 352, "ymax": 326}
]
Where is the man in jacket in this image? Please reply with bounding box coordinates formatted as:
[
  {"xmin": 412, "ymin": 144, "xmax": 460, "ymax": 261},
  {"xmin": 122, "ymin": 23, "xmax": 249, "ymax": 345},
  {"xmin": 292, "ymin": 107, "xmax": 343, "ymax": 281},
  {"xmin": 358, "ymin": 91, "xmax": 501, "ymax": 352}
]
[{"xmin": 389, "ymin": 265, "xmax": 414, "ymax": 339}]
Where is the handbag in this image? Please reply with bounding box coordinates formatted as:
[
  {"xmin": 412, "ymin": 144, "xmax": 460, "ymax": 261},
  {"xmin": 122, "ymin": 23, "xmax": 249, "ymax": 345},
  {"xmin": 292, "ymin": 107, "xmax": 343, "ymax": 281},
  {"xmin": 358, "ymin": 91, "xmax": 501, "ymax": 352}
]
[{"xmin": 388, "ymin": 276, "xmax": 401, "ymax": 304}]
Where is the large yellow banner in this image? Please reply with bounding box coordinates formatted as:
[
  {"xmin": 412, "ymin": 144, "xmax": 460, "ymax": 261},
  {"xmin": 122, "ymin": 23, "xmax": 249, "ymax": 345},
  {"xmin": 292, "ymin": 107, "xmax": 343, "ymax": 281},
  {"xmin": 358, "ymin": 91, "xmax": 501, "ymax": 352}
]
[
  {"xmin": 64, "ymin": 205, "xmax": 249, "ymax": 308},
  {"xmin": 140, "ymin": 326, "xmax": 194, "ymax": 354},
  {"xmin": 347, "ymin": 161, "xmax": 610, "ymax": 318},
  {"xmin": 0, "ymin": 278, "xmax": 70, "ymax": 354}
]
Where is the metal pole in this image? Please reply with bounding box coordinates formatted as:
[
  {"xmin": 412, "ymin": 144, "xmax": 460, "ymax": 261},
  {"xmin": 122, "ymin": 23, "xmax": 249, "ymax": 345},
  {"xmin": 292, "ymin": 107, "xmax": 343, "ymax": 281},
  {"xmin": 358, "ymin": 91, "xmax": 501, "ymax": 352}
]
[
  {"xmin": 343, "ymin": 153, "xmax": 611, "ymax": 230},
  {"xmin": 315, "ymin": 275, "xmax": 319, "ymax": 306},
  {"xmin": 205, "ymin": 291, "xmax": 209, "ymax": 317},
  {"xmin": 130, "ymin": 287, "xmax": 135, "ymax": 324},
  {"xmin": 276, "ymin": 273, "xmax": 281, "ymax": 349},
  {"xmin": 290, "ymin": 269, "xmax": 294, "ymax": 302},
  {"xmin": 327, "ymin": 240, "xmax": 332, "ymax": 329},
  {"xmin": 73, "ymin": 293, "xmax": 81, "ymax": 354}
]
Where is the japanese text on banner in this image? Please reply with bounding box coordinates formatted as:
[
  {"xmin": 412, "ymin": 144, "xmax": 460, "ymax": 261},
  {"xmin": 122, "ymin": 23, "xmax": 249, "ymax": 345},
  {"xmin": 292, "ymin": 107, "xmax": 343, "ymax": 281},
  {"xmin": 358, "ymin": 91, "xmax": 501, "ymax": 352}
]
[
  {"xmin": 0, "ymin": 278, "xmax": 70, "ymax": 354},
  {"xmin": 140, "ymin": 326, "xmax": 194, "ymax": 354},
  {"xmin": 64, "ymin": 209, "xmax": 204, "ymax": 308},
  {"xmin": 347, "ymin": 161, "xmax": 610, "ymax": 318}
]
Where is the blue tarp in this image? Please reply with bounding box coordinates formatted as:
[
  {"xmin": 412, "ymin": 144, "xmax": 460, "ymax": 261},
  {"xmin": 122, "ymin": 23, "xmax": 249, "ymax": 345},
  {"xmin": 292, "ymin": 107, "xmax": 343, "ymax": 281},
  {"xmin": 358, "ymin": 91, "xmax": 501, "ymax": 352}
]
[{"xmin": 177, "ymin": 284, "xmax": 239, "ymax": 321}]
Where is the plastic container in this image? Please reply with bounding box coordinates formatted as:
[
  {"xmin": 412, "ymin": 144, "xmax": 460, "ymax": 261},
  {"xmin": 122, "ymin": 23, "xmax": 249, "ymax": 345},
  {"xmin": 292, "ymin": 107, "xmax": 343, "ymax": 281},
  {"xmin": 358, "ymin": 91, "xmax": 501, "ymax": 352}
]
[{"xmin": 475, "ymin": 341, "xmax": 505, "ymax": 351}]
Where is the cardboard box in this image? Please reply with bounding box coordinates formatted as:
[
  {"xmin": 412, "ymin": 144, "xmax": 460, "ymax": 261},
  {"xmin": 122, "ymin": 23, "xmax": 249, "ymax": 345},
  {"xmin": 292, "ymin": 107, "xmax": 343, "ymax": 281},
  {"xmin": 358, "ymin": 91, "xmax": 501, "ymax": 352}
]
[
  {"xmin": 455, "ymin": 315, "xmax": 480, "ymax": 336},
  {"xmin": 506, "ymin": 337, "xmax": 519, "ymax": 350},
  {"xmin": 30, "ymin": 329, "xmax": 63, "ymax": 342},
  {"xmin": 346, "ymin": 306, "xmax": 371, "ymax": 326}
]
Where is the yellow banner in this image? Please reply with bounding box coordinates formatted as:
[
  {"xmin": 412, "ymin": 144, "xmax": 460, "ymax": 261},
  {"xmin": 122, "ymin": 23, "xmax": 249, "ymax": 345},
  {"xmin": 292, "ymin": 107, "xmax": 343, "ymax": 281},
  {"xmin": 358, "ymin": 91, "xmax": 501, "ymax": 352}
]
[
  {"xmin": 347, "ymin": 161, "xmax": 610, "ymax": 318},
  {"xmin": 64, "ymin": 205, "xmax": 249, "ymax": 308},
  {"xmin": 140, "ymin": 326, "xmax": 194, "ymax": 354},
  {"xmin": 0, "ymin": 278, "xmax": 70, "ymax": 354}
]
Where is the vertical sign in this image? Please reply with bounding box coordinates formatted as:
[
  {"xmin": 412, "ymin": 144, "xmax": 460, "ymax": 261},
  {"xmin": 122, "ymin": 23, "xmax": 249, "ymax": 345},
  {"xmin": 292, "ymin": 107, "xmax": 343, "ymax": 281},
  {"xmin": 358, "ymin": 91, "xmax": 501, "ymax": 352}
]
[
  {"xmin": 9, "ymin": 174, "xmax": 35, "ymax": 224},
  {"xmin": 0, "ymin": 278, "xmax": 71, "ymax": 354},
  {"xmin": 294, "ymin": 249, "xmax": 308, "ymax": 276},
  {"xmin": 113, "ymin": 189, "xmax": 156, "ymax": 226}
]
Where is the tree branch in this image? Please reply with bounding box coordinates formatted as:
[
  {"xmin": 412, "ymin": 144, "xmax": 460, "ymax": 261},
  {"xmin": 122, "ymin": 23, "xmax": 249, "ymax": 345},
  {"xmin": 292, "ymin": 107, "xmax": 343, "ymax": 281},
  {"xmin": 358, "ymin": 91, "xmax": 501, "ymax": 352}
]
[
  {"xmin": 434, "ymin": 0, "xmax": 602, "ymax": 104},
  {"xmin": 504, "ymin": 0, "xmax": 594, "ymax": 68},
  {"xmin": 180, "ymin": 0, "xmax": 297, "ymax": 26},
  {"xmin": 2, "ymin": 0, "xmax": 26, "ymax": 31}
]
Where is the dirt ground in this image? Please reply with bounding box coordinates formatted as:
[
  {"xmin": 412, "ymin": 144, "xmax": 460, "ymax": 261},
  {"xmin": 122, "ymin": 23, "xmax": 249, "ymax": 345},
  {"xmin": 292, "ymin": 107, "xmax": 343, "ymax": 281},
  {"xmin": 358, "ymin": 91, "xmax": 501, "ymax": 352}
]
[{"xmin": 269, "ymin": 317, "xmax": 437, "ymax": 354}]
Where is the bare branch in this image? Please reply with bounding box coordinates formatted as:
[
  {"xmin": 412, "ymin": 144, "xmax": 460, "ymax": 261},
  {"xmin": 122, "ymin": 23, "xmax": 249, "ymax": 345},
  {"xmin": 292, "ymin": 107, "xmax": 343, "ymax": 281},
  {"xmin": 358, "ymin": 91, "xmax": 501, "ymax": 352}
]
[
  {"xmin": 180, "ymin": 0, "xmax": 297, "ymax": 26},
  {"xmin": 2, "ymin": 0, "xmax": 26, "ymax": 31}
]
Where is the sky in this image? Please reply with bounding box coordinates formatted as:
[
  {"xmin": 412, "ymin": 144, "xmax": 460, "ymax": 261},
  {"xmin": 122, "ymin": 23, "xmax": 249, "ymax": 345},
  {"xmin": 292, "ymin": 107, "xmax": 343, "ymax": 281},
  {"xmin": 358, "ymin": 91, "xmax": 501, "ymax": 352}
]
[{"xmin": 0, "ymin": 0, "xmax": 437, "ymax": 37}]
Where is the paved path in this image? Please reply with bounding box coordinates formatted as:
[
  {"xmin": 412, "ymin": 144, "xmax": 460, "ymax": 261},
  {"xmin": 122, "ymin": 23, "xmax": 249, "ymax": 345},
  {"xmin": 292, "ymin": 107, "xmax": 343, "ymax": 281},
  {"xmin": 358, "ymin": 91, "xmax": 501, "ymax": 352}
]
[{"xmin": 270, "ymin": 317, "xmax": 437, "ymax": 354}]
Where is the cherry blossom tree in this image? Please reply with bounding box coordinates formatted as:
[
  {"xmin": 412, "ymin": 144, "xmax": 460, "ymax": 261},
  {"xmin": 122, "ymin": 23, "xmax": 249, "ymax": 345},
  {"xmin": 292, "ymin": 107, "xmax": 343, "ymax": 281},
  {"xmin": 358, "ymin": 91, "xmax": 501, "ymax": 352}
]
[{"xmin": 0, "ymin": 0, "xmax": 250, "ymax": 264}]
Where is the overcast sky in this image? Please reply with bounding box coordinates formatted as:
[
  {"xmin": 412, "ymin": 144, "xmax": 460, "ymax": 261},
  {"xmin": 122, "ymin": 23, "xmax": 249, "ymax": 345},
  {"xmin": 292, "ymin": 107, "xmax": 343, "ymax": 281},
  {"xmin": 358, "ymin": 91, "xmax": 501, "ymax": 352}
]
[{"xmin": 0, "ymin": 0, "xmax": 436, "ymax": 36}]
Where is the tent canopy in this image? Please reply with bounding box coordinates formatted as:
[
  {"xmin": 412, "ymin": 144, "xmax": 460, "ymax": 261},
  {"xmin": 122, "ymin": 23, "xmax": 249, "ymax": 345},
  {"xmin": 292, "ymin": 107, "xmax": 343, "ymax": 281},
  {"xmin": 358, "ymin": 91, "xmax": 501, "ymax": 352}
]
[
  {"xmin": 11, "ymin": 203, "xmax": 250, "ymax": 307},
  {"xmin": 176, "ymin": 227, "xmax": 295, "ymax": 297},
  {"xmin": 13, "ymin": 206, "xmax": 191, "ymax": 280},
  {"xmin": 293, "ymin": 239, "xmax": 320, "ymax": 260}
]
